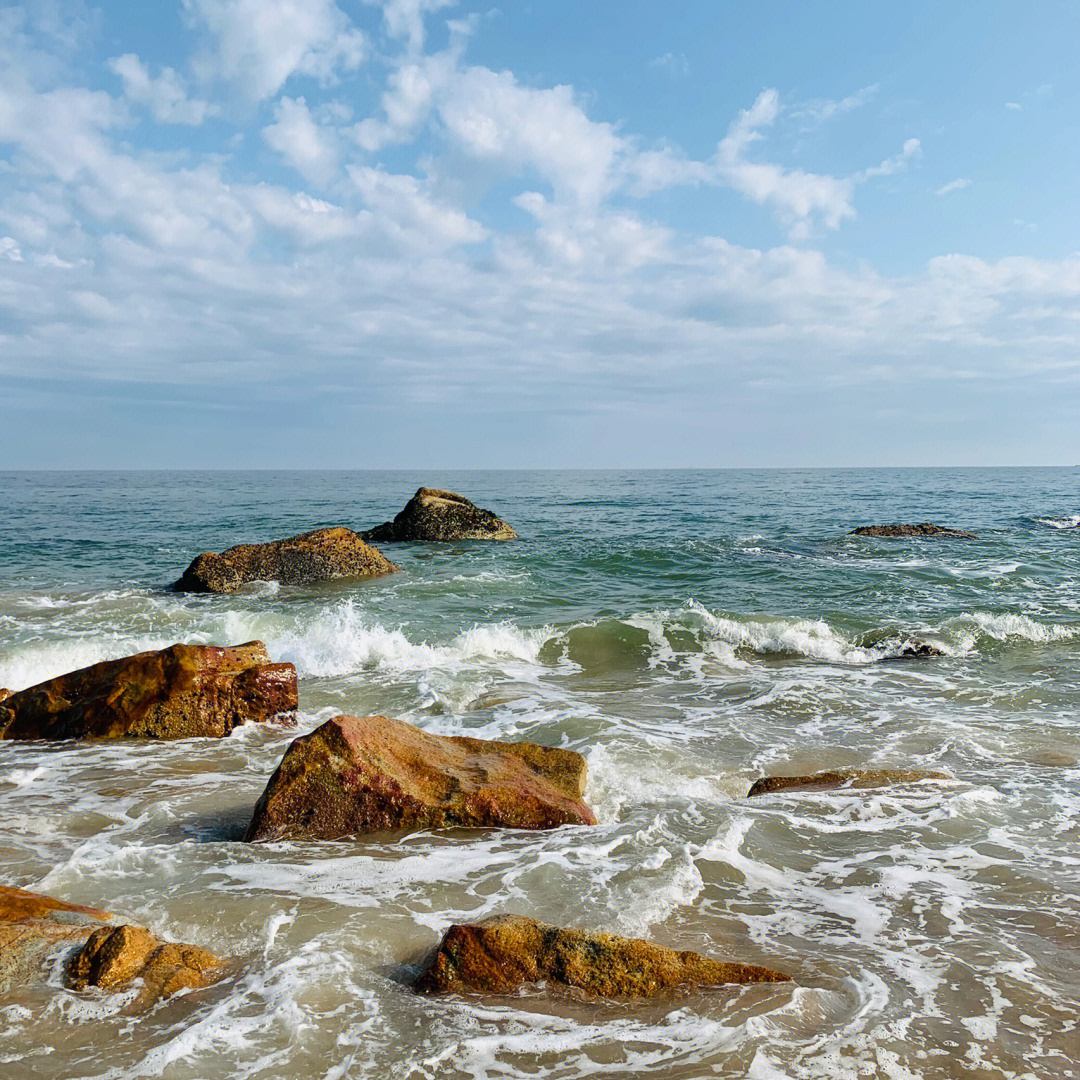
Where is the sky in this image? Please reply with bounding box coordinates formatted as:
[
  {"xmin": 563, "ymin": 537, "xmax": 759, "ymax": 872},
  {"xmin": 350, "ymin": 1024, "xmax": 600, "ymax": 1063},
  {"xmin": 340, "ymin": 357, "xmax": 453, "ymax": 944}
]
[{"xmin": 1, "ymin": 0, "xmax": 1079, "ymax": 468}]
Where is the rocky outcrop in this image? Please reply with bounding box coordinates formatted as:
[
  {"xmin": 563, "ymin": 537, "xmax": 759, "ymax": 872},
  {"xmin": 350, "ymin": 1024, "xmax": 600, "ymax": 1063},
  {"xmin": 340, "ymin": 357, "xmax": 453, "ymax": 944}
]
[
  {"xmin": 851, "ymin": 523, "xmax": 977, "ymax": 539},
  {"xmin": 245, "ymin": 714, "xmax": 595, "ymax": 842},
  {"xmin": 0, "ymin": 642, "xmax": 297, "ymax": 740},
  {"xmin": 888, "ymin": 638, "xmax": 946, "ymax": 659},
  {"xmin": 0, "ymin": 886, "xmax": 222, "ymax": 1007},
  {"xmin": 747, "ymin": 767, "xmax": 950, "ymax": 797},
  {"xmin": 362, "ymin": 488, "xmax": 517, "ymax": 542},
  {"xmin": 414, "ymin": 914, "xmax": 790, "ymax": 997},
  {"xmin": 175, "ymin": 526, "xmax": 399, "ymax": 593}
]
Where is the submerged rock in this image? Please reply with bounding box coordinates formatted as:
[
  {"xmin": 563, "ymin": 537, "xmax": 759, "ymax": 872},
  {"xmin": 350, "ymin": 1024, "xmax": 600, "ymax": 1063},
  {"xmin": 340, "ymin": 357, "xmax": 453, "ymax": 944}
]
[
  {"xmin": 747, "ymin": 767, "xmax": 950, "ymax": 797},
  {"xmin": 245, "ymin": 714, "xmax": 595, "ymax": 842},
  {"xmin": 362, "ymin": 488, "xmax": 517, "ymax": 542},
  {"xmin": 174, "ymin": 526, "xmax": 399, "ymax": 593},
  {"xmin": 0, "ymin": 886, "xmax": 222, "ymax": 1007},
  {"xmin": 851, "ymin": 523, "xmax": 977, "ymax": 539},
  {"xmin": 886, "ymin": 638, "xmax": 946, "ymax": 659},
  {"xmin": 414, "ymin": 914, "xmax": 790, "ymax": 997},
  {"xmin": 0, "ymin": 641, "xmax": 297, "ymax": 740}
]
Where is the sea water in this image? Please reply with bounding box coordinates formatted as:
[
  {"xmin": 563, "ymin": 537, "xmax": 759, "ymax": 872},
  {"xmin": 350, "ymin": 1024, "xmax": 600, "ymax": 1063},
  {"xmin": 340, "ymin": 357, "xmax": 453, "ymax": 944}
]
[{"xmin": 1, "ymin": 469, "xmax": 1078, "ymax": 1079}]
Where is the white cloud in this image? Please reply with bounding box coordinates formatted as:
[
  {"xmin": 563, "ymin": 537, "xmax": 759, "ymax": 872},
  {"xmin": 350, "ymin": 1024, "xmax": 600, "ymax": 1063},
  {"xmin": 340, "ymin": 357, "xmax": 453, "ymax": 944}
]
[
  {"xmin": 107, "ymin": 53, "xmax": 215, "ymax": 124},
  {"xmin": 937, "ymin": 177, "xmax": 971, "ymax": 195},
  {"xmin": 649, "ymin": 52, "xmax": 689, "ymax": 77},
  {"xmin": 378, "ymin": 0, "xmax": 456, "ymax": 54},
  {"xmin": 857, "ymin": 136, "xmax": 921, "ymax": 180},
  {"xmin": 1005, "ymin": 101, "xmax": 1022, "ymax": 110},
  {"xmin": 0, "ymin": 237, "xmax": 23, "ymax": 261},
  {"xmin": 184, "ymin": 0, "xmax": 366, "ymax": 100},
  {"xmin": 262, "ymin": 96, "xmax": 339, "ymax": 184},
  {"xmin": 793, "ymin": 83, "xmax": 879, "ymax": 123}
]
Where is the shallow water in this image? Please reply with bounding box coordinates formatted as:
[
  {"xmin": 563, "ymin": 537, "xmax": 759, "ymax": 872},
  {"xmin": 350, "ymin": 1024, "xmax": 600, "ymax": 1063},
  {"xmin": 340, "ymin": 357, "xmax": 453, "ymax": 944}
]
[{"xmin": 1, "ymin": 468, "xmax": 1079, "ymax": 1080}]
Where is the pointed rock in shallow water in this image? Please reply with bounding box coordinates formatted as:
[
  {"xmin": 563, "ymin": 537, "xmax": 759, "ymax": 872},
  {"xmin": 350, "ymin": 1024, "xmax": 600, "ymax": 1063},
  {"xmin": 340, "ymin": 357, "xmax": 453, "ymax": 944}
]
[
  {"xmin": 244, "ymin": 714, "xmax": 595, "ymax": 841},
  {"xmin": 414, "ymin": 914, "xmax": 790, "ymax": 997},
  {"xmin": 851, "ymin": 523, "xmax": 977, "ymax": 539},
  {"xmin": 747, "ymin": 767, "xmax": 950, "ymax": 797},
  {"xmin": 362, "ymin": 488, "xmax": 517, "ymax": 542},
  {"xmin": 174, "ymin": 526, "xmax": 399, "ymax": 593},
  {"xmin": 0, "ymin": 641, "xmax": 297, "ymax": 740}
]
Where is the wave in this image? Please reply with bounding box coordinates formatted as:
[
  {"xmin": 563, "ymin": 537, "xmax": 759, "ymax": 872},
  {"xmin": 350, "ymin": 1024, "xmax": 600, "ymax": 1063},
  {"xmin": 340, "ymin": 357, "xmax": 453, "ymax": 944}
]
[{"xmin": 1036, "ymin": 514, "xmax": 1080, "ymax": 530}]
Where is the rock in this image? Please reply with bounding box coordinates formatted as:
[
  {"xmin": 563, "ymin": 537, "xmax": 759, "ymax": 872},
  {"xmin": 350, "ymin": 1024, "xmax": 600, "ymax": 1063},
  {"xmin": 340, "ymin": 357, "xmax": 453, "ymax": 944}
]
[
  {"xmin": 414, "ymin": 914, "xmax": 790, "ymax": 997},
  {"xmin": 362, "ymin": 488, "xmax": 517, "ymax": 542},
  {"xmin": 851, "ymin": 523, "xmax": 977, "ymax": 539},
  {"xmin": 0, "ymin": 641, "xmax": 297, "ymax": 740},
  {"xmin": 245, "ymin": 714, "xmax": 595, "ymax": 842},
  {"xmin": 747, "ymin": 768, "xmax": 950, "ymax": 797},
  {"xmin": 0, "ymin": 886, "xmax": 222, "ymax": 1007},
  {"xmin": 175, "ymin": 526, "xmax": 399, "ymax": 593},
  {"xmin": 887, "ymin": 638, "xmax": 946, "ymax": 659},
  {"xmin": 0, "ymin": 689, "xmax": 10, "ymax": 704}
]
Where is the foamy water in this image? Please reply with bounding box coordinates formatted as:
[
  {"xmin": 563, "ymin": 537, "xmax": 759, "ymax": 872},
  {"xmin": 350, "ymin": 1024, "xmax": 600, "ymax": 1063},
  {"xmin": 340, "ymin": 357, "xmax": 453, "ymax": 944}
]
[{"xmin": 1, "ymin": 469, "xmax": 1079, "ymax": 1079}]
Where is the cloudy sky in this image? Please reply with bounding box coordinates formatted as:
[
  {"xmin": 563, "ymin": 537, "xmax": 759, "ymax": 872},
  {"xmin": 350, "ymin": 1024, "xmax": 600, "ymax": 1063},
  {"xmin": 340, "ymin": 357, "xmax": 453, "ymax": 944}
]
[{"xmin": 2, "ymin": 0, "xmax": 1078, "ymax": 467}]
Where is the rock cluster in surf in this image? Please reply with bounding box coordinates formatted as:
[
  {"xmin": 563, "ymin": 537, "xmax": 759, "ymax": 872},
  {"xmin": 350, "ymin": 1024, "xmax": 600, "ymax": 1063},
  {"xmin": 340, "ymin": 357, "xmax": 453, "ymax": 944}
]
[
  {"xmin": 851, "ymin": 522, "xmax": 977, "ymax": 539},
  {"xmin": 362, "ymin": 487, "xmax": 518, "ymax": 542},
  {"xmin": 746, "ymin": 768, "xmax": 950, "ymax": 798}
]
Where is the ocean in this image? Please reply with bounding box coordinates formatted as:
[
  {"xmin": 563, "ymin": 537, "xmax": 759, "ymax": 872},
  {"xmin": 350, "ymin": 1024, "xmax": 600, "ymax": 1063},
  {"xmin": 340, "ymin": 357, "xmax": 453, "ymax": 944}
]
[{"xmin": 1, "ymin": 468, "xmax": 1078, "ymax": 1079}]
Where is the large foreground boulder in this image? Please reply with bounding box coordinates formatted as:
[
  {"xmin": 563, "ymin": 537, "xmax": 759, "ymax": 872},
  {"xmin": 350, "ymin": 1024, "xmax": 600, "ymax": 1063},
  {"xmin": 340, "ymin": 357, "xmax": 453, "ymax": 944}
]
[
  {"xmin": 245, "ymin": 714, "xmax": 595, "ymax": 841},
  {"xmin": 0, "ymin": 886, "xmax": 223, "ymax": 1007},
  {"xmin": 0, "ymin": 641, "xmax": 297, "ymax": 740},
  {"xmin": 362, "ymin": 488, "xmax": 517, "ymax": 542},
  {"xmin": 414, "ymin": 915, "xmax": 790, "ymax": 997},
  {"xmin": 747, "ymin": 767, "xmax": 950, "ymax": 797},
  {"xmin": 175, "ymin": 526, "xmax": 399, "ymax": 593},
  {"xmin": 851, "ymin": 523, "xmax": 977, "ymax": 539}
]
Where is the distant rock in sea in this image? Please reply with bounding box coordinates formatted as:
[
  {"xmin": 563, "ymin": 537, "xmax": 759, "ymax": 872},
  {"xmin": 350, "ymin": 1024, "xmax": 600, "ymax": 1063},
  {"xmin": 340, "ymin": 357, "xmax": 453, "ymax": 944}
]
[
  {"xmin": 362, "ymin": 488, "xmax": 517, "ymax": 542},
  {"xmin": 0, "ymin": 641, "xmax": 297, "ymax": 740},
  {"xmin": 244, "ymin": 714, "xmax": 595, "ymax": 841},
  {"xmin": 174, "ymin": 526, "xmax": 399, "ymax": 593},
  {"xmin": 851, "ymin": 523, "xmax": 977, "ymax": 539},
  {"xmin": 747, "ymin": 767, "xmax": 950, "ymax": 797},
  {"xmin": 0, "ymin": 886, "xmax": 223, "ymax": 1008},
  {"xmin": 414, "ymin": 914, "xmax": 790, "ymax": 997}
]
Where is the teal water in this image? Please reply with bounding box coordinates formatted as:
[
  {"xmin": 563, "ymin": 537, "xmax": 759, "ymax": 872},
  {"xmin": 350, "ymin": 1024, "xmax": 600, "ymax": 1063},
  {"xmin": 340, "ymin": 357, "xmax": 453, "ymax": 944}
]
[{"xmin": 1, "ymin": 470, "xmax": 1079, "ymax": 1079}]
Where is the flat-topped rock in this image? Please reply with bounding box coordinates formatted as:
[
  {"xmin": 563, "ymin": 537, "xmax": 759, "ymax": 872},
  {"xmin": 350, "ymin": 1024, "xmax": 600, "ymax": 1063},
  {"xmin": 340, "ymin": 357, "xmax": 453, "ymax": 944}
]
[
  {"xmin": 362, "ymin": 488, "xmax": 517, "ymax": 542},
  {"xmin": 414, "ymin": 914, "xmax": 790, "ymax": 997},
  {"xmin": 245, "ymin": 714, "xmax": 595, "ymax": 842},
  {"xmin": 175, "ymin": 526, "xmax": 399, "ymax": 593},
  {"xmin": 0, "ymin": 886, "xmax": 222, "ymax": 1007},
  {"xmin": 851, "ymin": 523, "xmax": 977, "ymax": 539},
  {"xmin": 747, "ymin": 767, "xmax": 950, "ymax": 797},
  {"xmin": 0, "ymin": 641, "xmax": 296, "ymax": 740}
]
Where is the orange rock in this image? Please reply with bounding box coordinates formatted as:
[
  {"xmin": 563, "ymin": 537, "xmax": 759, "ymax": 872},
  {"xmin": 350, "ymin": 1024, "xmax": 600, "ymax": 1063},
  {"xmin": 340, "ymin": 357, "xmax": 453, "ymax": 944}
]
[
  {"xmin": 245, "ymin": 714, "xmax": 595, "ymax": 841},
  {"xmin": 747, "ymin": 767, "xmax": 950, "ymax": 797},
  {"xmin": 415, "ymin": 915, "xmax": 790, "ymax": 997},
  {"xmin": 363, "ymin": 488, "xmax": 517, "ymax": 541},
  {"xmin": 175, "ymin": 526, "xmax": 399, "ymax": 593},
  {"xmin": 0, "ymin": 641, "xmax": 296, "ymax": 740}
]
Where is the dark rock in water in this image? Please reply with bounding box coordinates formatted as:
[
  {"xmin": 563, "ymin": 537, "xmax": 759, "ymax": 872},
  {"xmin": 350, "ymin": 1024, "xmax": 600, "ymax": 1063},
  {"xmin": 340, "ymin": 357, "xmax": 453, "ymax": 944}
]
[
  {"xmin": 887, "ymin": 638, "xmax": 946, "ymax": 659},
  {"xmin": 175, "ymin": 526, "xmax": 399, "ymax": 593},
  {"xmin": 362, "ymin": 488, "xmax": 517, "ymax": 542},
  {"xmin": 747, "ymin": 767, "xmax": 950, "ymax": 797},
  {"xmin": 851, "ymin": 523, "xmax": 977, "ymax": 539},
  {"xmin": 245, "ymin": 714, "xmax": 595, "ymax": 842},
  {"xmin": 0, "ymin": 641, "xmax": 297, "ymax": 740},
  {"xmin": 0, "ymin": 886, "xmax": 223, "ymax": 1007},
  {"xmin": 414, "ymin": 914, "xmax": 790, "ymax": 997}
]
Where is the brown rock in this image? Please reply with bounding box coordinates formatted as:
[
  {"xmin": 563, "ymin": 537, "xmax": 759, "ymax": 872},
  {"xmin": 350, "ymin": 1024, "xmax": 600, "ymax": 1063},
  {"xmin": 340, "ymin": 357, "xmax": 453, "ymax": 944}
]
[
  {"xmin": 747, "ymin": 768, "xmax": 950, "ymax": 797},
  {"xmin": 68, "ymin": 924, "xmax": 223, "ymax": 1006},
  {"xmin": 175, "ymin": 526, "xmax": 399, "ymax": 593},
  {"xmin": 0, "ymin": 641, "xmax": 297, "ymax": 740},
  {"xmin": 245, "ymin": 714, "xmax": 595, "ymax": 842},
  {"xmin": 414, "ymin": 914, "xmax": 790, "ymax": 997},
  {"xmin": 362, "ymin": 488, "xmax": 517, "ymax": 542},
  {"xmin": 0, "ymin": 689, "xmax": 11, "ymax": 704},
  {"xmin": 851, "ymin": 523, "xmax": 977, "ymax": 539}
]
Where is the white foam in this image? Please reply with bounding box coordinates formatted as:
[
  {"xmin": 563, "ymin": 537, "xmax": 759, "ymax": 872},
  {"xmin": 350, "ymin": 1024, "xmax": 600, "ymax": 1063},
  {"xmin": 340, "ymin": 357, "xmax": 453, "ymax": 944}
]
[{"xmin": 1036, "ymin": 514, "xmax": 1080, "ymax": 529}]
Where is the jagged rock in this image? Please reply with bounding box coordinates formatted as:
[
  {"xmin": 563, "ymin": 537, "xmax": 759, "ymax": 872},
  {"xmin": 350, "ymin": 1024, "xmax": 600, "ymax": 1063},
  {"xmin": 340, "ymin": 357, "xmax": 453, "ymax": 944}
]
[
  {"xmin": 887, "ymin": 638, "xmax": 946, "ymax": 659},
  {"xmin": 362, "ymin": 488, "xmax": 517, "ymax": 542},
  {"xmin": 245, "ymin": 714, "xmax": 595, "ymax": 842},
  {"xmin": 747, "ymin": 767, "xmax": 950, "ymax": 797},
  {"xmin": 0, "ymin": 689, "xmax": 10, "ymax": 704},
  {"xmin": 0, "ymin": 886, "xmax": 222, "ymax": 1007},
  {"xmin": 414, "ymin": 914, "xmax": 790, "ymax": 997},
  {"xmin": 0, "ymin": 641, "xmax": 296, "ymax": 740},
  {"xmin": 174, "ymin": 526, "xmax": 399, "ymax": 593},
  {"xmin": 851, "ymin": 523, "xmax": 977, "ymax": 539}
]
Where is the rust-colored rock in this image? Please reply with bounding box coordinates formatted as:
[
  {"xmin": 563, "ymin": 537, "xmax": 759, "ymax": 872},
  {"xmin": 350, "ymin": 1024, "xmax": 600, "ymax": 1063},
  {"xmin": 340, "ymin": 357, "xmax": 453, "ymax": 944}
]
[
  {"xmin": 68, "ymin": 924, "xmax": 223, "ymax": 1007},
  {"xmin": 362, "ymin": 488, "xmax": 517, "ymax": 542},
  {"xmin": 0, "ymin": 641, "xmax": 297, "ymax": 740},
  {"xmin": 0, "ymin": 689, "xmax": 11, "ymax": 704},
  {"xmin": 415, "ymin": 914, "xmax": 790, "ymax": 997},
  {"xmin": 245, "ymin": 714, "xmax": 595, "ymax": 842},
  {"xmin": 175, "ymin": 526, "xmax": 400, "ymax": 593},
  {"xmin": 747, "ymin": 768, "xmax": 951, "ymax": 797},
  {"xmin": 851, "ymin": 523, "xmax": 977, "ymax": 539}
]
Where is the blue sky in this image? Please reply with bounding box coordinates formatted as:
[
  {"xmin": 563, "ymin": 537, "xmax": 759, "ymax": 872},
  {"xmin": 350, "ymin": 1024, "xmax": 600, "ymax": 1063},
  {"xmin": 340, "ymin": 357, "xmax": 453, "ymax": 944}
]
[{"xmin": 1, "ymin": 0, "xmax": 1078, "ymax": 468}]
